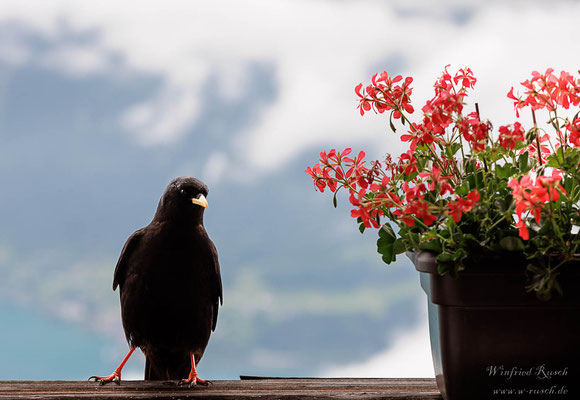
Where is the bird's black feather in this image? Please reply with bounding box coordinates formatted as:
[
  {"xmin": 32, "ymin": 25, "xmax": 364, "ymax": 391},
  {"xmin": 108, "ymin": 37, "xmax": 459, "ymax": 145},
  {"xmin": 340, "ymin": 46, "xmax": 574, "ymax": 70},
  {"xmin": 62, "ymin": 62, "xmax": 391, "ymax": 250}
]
[
  {"xmin": 112, "ymin": 229, "xmax": 145, "ymax": 291},
  {"xmin": 113, "ymin": 177, "xmax": 222, "ymax": 380}
]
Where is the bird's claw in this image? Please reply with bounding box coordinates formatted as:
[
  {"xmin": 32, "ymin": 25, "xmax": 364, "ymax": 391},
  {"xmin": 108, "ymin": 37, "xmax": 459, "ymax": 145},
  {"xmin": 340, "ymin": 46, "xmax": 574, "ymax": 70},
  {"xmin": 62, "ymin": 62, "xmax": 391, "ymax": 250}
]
[
  {"xmin": 179, "ymin": 377, "xmax": 211, "ymax": 387},
  {"xmin": 88, "ymin": 373, "xmax": 121, "ymax": 385}
]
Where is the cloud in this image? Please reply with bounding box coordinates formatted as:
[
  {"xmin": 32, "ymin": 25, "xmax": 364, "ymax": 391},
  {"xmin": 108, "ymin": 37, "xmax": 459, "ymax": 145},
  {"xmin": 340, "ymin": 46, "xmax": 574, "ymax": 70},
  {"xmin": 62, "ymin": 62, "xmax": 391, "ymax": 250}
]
[
  {"xmin": 1, "ymin": 0, "xmax": 579, "ymax": 181},
  {"xmin": 40, "ymin": 44, "xmax": 112, "ymax": 77},
  {"xmin": 0, "ymin": 35, "xmax": 30, "ymax": 65},
  {"xmin": 121, "ymin": 85, "xmax": 202, "ymax": 145},
  {"xmin": 202, "ymin": 151, "xmax": 230, "ymax": 186},
  {"xmin": 320, "ymin": 305, "xmax": 435, "ymax": 378}
]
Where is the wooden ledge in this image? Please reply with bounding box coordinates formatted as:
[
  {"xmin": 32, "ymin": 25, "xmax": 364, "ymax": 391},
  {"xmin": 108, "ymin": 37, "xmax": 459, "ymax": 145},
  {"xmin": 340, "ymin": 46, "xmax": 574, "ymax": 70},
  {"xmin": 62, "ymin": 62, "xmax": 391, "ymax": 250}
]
[{"xmin": 0, "ymin": 378, "xmax": 441, "ymax": 399}]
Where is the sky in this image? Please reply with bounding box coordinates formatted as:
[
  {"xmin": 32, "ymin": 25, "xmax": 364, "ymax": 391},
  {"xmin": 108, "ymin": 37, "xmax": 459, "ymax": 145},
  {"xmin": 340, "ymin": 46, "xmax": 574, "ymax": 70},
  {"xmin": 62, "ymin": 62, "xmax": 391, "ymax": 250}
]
[
  {"xmin": 0, "ymin": 0, "xmax": 579, "ymax": 380},
  {"xmin": 4, "ymin": 0, "xmax": 579, "ymax": 185}
]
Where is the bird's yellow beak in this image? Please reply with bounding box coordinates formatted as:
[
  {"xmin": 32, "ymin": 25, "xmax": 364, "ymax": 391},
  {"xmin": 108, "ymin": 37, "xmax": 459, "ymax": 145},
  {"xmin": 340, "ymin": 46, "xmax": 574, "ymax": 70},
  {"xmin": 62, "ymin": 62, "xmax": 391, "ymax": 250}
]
[{"xmin": 191, "ymin": 194, "xmax": 209, "ymax": 209}]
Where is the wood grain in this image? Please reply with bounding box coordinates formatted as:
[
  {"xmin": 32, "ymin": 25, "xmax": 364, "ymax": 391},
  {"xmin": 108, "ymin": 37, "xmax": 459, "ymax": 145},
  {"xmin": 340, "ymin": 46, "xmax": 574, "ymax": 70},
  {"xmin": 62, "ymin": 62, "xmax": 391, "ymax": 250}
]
[{"xmin": 0, "ymin": 379, "xmax": 442, "ymax": 399}]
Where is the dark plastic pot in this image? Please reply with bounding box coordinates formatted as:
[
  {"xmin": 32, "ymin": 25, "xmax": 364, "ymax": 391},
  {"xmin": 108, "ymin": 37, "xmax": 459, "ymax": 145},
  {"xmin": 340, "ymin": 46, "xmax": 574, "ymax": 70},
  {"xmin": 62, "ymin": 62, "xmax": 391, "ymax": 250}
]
[{"xmin": 410, "ymin": 250, "xmax": 580, "ymax": 400}]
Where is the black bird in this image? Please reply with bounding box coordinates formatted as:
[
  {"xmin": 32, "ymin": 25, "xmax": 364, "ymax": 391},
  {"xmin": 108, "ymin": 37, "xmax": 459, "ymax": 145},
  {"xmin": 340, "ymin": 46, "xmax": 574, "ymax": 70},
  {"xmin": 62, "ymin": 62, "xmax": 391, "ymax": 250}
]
[{"xmin": 90, "ymin": 177, "xmax": 222, "ymax": 385}]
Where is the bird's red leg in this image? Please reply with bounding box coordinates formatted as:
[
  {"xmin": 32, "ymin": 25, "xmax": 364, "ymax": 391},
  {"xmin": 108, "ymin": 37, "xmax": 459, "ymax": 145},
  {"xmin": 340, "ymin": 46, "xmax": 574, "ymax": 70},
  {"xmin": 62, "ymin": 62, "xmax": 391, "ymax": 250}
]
[
  {"xmin": 180, "ymin": 352, "xmax": 210, "ymax": 386},
  {"xmin": 89, "ymin": 346, "xmax": 136, "ymax": 385}
]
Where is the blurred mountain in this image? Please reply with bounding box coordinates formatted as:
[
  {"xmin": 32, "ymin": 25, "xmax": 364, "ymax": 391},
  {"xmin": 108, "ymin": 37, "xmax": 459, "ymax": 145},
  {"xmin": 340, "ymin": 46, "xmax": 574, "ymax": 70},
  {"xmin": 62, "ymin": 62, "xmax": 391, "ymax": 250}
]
[{"xmin": 0, "ymin": 56, "xmax": 423, "ymax": 379}]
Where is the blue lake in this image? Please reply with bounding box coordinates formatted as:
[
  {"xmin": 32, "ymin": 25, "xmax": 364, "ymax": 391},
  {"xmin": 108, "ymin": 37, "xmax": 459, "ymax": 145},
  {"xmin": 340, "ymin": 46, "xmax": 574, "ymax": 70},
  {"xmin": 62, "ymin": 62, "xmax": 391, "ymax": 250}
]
[
  {"xmin": 0, "ymin": 303, "xmax": 120, "ymax": 380},
  {"xmin": 0, "ymin": 303, "xmax": 234, "ymax": 380}
]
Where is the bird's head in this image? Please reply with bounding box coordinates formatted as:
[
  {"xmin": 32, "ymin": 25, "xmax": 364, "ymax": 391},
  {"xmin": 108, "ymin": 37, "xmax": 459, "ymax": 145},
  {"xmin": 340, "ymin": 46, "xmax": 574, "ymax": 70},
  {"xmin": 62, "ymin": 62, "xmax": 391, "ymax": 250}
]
[{"xmin": 154, "ymin": 176, "xmax": 210, "ymax": 222}]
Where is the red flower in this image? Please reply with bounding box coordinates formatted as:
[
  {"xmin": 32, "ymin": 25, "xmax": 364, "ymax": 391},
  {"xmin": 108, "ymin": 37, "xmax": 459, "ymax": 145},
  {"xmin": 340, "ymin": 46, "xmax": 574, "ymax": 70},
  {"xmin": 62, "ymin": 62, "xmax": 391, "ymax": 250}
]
[
  {"xmin": 508, "ymin": 170, "xmax": 566, "ymax": 239},
  {"xmin": 446, "ymin": 189, "xmax": 480, "ymax": 223},
  {"xmin": 498, "ymin": 122, "xmax": 525, "ymax": 150},
  {"xmin": 515, "ymin": 218, "xmax": 529, "ymax": 240},
  {"xmin": 355, "ymin": 83, "xmax": 372, "ymax": 116},
  {"xmin": 400, "ymin": 123, "xmax": 437, "ymax": 150},
  {"xmin": 393, "ymin": 182, "xmax": 437, "ymax": 227},
  {"xmin": 457, "ymin": 112, "xmax": 490, "ymax": 152},
  {"xmin": 519, "ymin": 133, "xmax": 551, "ymax": 163},
  {"xmin": 398, "ymin": 150, "xmax": 419, "ymax": 176},
  {"xmin": 349, "ymin": 187, "xmax": 385, "ymax": 229},
  {"xmin": 566, "ymin": 118, "xmax": 580, "ymax": 148},
  {"xmin": 418, "ymin": 165, "xmax": 454, "ymax": 195},
  {"xmin": 355, "ymin": 71, "xmax": 414, "ymax": 119},
  {"xmin": 305, "ymin": 164, "xmax": 327, "ymax": 192},
  {"xmin": 309, "ymin": 67, "xmax": 580, "ymax": 260},
  {"xmin": 467, "ymin": 189, "xmax": 481, "ymax": 203},
  {"xmin": 507, "ymin": 69, "xmax": 580, "ymax": 116},
  {"xmin": 507, "ymin": 87, "xmax": 527, "ymax": 117},
  {"xmin": 453, "ymin": 68, "xmax": 477, "ymax": 89}
]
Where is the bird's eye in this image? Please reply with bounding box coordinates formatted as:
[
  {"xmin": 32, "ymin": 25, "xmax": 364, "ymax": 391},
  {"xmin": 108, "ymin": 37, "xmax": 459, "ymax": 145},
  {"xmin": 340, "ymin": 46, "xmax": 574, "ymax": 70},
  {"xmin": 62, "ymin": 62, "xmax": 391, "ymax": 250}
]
[{"xmin": 180, "ymin": 189, "xmax": 188, "ymax": 197}]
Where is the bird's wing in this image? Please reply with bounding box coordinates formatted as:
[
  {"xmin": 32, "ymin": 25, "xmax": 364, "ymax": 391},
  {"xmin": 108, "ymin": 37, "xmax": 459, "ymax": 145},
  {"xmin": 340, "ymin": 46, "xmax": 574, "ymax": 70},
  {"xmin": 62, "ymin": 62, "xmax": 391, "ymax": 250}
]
[
  {"xmin": 113, "ymin": 228, "xmax": 145, "ymax": 291},
  {"xmin": 209, "ymin": 238, "xmax": 223, "ymax": 331}
]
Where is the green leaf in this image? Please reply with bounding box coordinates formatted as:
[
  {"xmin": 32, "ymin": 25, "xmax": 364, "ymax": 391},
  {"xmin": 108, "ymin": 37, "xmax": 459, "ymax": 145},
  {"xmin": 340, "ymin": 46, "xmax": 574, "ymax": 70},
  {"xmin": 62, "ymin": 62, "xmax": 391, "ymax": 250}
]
[
  {"xmin": 499, "ymin": 236, "xmax": 525, "ymax": 251},
  {"xmin": 466, "ymin": 171, "xmax": 484, "ymax": 190},
  {"xmin": 518, "ymin": 151, "xmax": 529, "ymax": 172},
  {"xmin": 404, "ymin": 172, "xmax": 418, "ymax": 182},
  {"xmin": 377, "ymin": 240, "xmax": 395, "ymax": 264},
  {"xmin": 547, "ymin": 153, "xmax": 562, "ymax": 169},
  {"xmin": 382, "ymin": 253, "xmax": 395, "ymax": 264},
  {"xmin": 377, "ymin": 239, "xmax": 390, "ymax": 251},
  {"xmin": 453, "ymin": 248, "xmax": 467, "ymax": 261},
  {"xmin": 357, "ymin": 217, "xmax": 366, "ymax": 234},
  {"xmin": 377, "ymin": 223, "xmax": 397, "ymax": 264},
  {"xmin": 525, "ymin": 263, "xmax": 561, "ymax": 301},
  {"xmin": 437, "ymin": 262, "xmax": 451, "ymax": 275},
  {"xmin": 445, "ymin": 217, "xmax": 457, "ymax": 230},
  {"xmin": 464, "ymin": 233, "xmax": 477, "ymax": 241},
  {"xmin": 445, "ymin": 143, "xmax": 461, "ymax": 159},
  {"xmin": 418, "ymin": 238, "xmax": 442, "ymax": 253},
  {"xmin": 494, "ymin": 197, "xmax": 512, "ymax": 213},
  {"xmin": 496, "ymin": 164, "xmax": 516, "ymax": 179},
  {"xmin": 465, "ymin": 159, "xmax": 477, "ymax": 174},
  {"xmin": 561, "ymin": 148, "xmax": 580, "ymax": 170},
  {"xmin": 436, "ymin": 252, "xmax": 454, "ymax": 263},
  {"xmin": 379, "ymin": 223, "xmax": 396, "ymax": 241},
  {"xmin": 393, "ymin": 238, "xmax": 407, "ymax": 255},
  {"xmin": 455, "ymin": 183, "xmax": 468, "ymax": 197},
  {"xmin": 538, "ymin": 222, "xmax": 551, "ymax": 236}
]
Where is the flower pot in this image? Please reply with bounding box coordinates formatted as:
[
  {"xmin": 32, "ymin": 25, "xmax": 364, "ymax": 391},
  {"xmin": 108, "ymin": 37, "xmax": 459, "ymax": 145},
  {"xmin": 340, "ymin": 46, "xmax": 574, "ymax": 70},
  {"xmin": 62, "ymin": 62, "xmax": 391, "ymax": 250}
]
[{"xmin": 410, "ymin": 250, "xmax": 580, "ymax": 400}]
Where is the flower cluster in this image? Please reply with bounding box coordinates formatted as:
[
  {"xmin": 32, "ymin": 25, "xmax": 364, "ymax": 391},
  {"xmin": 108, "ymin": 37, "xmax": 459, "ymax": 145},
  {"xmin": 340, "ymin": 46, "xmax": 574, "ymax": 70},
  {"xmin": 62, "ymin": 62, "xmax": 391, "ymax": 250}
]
[
  {"xmin": 446, "ymin": 189, "xmax": 480, "ymax": 223},
  {"xmin": 508, "ymin": 170, "xmax": 566, "ymax": 240},
  {"xmin": 508, "ymin": 69, "xmax": 580, "ymax": 115},
  {"xmin": 498, "ymin": 122, "xmax": 525, "ymax": 150},
  {"xmin": 355, "ymin": 72, "xmax": 414, "ymax": 118},
  {"xmin": 307, "ymin": 66, "xmax": 580, "ymax": 299}
]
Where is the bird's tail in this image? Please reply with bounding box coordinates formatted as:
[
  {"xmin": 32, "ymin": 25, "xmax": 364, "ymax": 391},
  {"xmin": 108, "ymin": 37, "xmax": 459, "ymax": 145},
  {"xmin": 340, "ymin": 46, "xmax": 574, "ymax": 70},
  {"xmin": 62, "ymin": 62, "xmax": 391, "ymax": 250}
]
[{"xmin": 144, "ymin": 351, "xmax": 191, "ymax": 381}]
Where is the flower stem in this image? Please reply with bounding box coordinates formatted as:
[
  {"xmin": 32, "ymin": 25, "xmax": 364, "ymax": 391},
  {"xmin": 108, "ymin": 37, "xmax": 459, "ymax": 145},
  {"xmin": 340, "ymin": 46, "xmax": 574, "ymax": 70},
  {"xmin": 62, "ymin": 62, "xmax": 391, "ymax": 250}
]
[{"xmin": 532, "ymin": 109, "xmax": 543, "ymax": 166}]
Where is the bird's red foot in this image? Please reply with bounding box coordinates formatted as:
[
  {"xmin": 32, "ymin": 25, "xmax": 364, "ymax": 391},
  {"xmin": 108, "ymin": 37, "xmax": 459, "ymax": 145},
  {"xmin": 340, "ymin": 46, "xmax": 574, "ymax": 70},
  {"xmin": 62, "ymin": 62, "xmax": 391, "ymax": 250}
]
[
  {"xmin": 179, "ymin": 352, "xmax": 211, "ymax": 387},
  {"xmin": 89, "ymin": 346, "xmax": 136, "ymax": 386},
  {"xmin": 179, "ymin": 375, "xmax": 210, "ymax": 386},
  {"xmin": 88, "ymin": 372, "xmax": 121, "ymax": 385}
]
